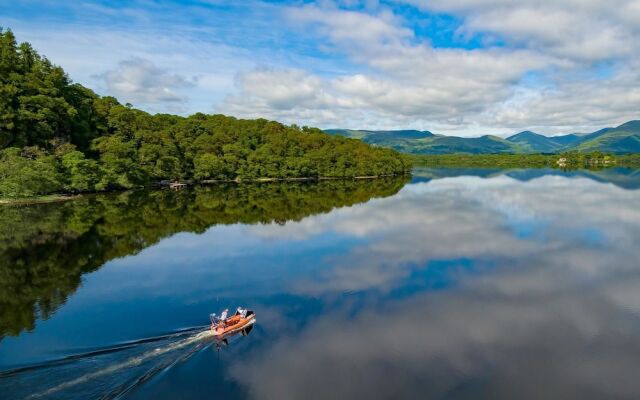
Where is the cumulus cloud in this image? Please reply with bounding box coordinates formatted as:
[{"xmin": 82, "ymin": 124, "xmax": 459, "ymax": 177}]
[
  {"xmin": 222, "ymin": 68, "xmax": 331, "ymax": 113},
  {"xmin": 9, "ymin": 0, "xmax": 640, "ymax": 133},
  {"xmin": 406, "ymin": 0, "xmax": 640, "ymax": 61},
  {"xmin": 217, "ymin": 1, "xmax": 640, "ymax": 135},
  {"xmin": 5, "ymin": 4, "xmax": 257, "ymax": 114},
  {"xmin": 97, "ymin": 58, "xmax": 195, "ymax": 109},
  {"xmin": 488, "ymin": 63, "xmax": 640, "ymax": 132},
  {"xmin": 285, "ymin": 4, "xmax": 412, "ymax": 50},
  {"xmin": 220, "ymin": 4, "xmax": 551, "ymax": 130}
]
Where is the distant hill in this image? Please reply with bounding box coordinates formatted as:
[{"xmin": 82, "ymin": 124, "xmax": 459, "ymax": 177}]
[
  {"xmin": 326, "ymin": 129, "xmax": 521, "ymax": 154},
  {"xmin": 506, "ymin": 131, "xmax": 568, "ymax": 153},
  {"xmin": 572, "ymin": 121, "xmax": 640, "ymax": 153},
  {"xmin": 326, "ymin": 121, "xmax": 640, "ymax": 154}
]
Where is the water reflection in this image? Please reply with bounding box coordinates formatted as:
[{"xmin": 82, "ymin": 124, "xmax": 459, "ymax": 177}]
[
  {"xmin": 2, "ymin": 169, "xmax": 640, "ymax": 399},
  {"xmin": 0, "ymin": 178, "xmax": 408, "ymax": 338},
  {"xmin": 227, "ymin": 175, "xmax": 640, "ymax": 399},
  {"xmin": 413, "ymin": 166, "xmax": 640, "ymax": 189}
]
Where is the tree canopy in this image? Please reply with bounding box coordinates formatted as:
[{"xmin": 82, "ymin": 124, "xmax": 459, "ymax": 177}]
[{"xmin": 0, "ymin": 29, "xmax": 409, "ymax": 198}]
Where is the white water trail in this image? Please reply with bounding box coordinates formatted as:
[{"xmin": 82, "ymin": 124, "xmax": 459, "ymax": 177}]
[{"xmin": 29, "ymin": 329, "xmax": 214, "ymax": 399}]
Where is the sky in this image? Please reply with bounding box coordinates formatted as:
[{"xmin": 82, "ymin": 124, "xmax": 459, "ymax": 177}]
[{"xmin": 3, "ymin": 0, "xmax": 640, "ymax": 137}]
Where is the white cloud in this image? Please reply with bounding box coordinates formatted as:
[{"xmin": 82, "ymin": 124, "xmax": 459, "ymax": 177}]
[
  {"xmin": 4, "ymin": 9, "xmax": 257, "ymax": 114},
  {"xmin": 97, "ymin": 58, "xmax": 194, "ymax": 108},
  {"xmin": 285, "ymin": 4, "xmax": 412, "ymax": 49},
  {"xmin": 225, "ymin": 68, "xmax": 330, "ymax": 111},
  {"xmin": 216, "ymin": 2, "xmax": 640, "ymax": 135},
  {"xmin": 8, "ymin": 0, "xmax": 640, "ymax": 134},
  {"xmin": 487, "ymin": 60, "xmax": 640, "ymax": 132}
]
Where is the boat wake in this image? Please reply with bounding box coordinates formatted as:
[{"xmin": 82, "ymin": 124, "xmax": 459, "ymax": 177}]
[{"xmin": 0, "ymin": 326, "xmax": 216, "ymax": 400}]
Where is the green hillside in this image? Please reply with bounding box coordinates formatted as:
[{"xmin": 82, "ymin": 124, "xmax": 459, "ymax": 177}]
[
  {"xmin": 506, "ymin": 131, "xmax": 567, "ymax": 153},
  {"xmin": 327, "ymin": 121, "xmax": 640, "ymax": 154},
  {"xmin": 325, "ymin": 129, "xmax": 521, "ymax": 154},
  {"xmin": 574, "ymin": 121, "xmax": 640, "ymax": 153},
  {"xmin": 0, "ymin": 29, "xmax": 409, "ymax": 199}
]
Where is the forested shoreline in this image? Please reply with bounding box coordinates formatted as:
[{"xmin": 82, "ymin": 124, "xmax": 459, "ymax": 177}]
[
  {"xmin": 3, "ymin": 28, "xmax": 638, "ymax": 202},
  {"xmin": 0, "ymin": 29, "xmax": 409, "ymax": 199},
  {"xmin": 411, "ymin": 152, "xmax": 640, "ymax": 169}
]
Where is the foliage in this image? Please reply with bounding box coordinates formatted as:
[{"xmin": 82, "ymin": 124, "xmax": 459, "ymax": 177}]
[
  {"xmin": 60, "ymin": 150, "xmax": 105, "ymax": 192},
  {"xmin": 0, "ymin": 29, "xmax": 95, "ymax": 150},
  {"xmin": 0, "ymin": 177, "xmax": 408, "ymax": 337},
  {"xmin": 0, "ymin": 29, "xmax": 409, "ymax": 198},
  {"xmin": 616, "ymin": 154, "xmax": 640, "ymax": 168},
  {"xmin": 410, "ymin": 152, "xmax": 634, "ymax": 170},
  {"xmin": 0, "ymin": 147, "xmax": 62, "ymax": 197}
]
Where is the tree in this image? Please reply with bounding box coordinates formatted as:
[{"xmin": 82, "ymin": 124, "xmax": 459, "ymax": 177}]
[
  {"xmin": 194, "ymin": 153, "xmax": 227, "ymax": 180},
  {"xmin": 61, "ymin": 150, "xmax": 103, "ymax": 192},
  {"xmin": 0, "ymin": 29, "xmax": 409, "ymax": 198},
  {"xmin": 0, "ymin": 148, "xmax": 62, "ymax": 198}
]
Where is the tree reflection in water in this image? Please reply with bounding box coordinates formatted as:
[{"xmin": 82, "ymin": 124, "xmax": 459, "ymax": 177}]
[{"xmin": 0, "ymin": 177, "xmax": 409, "ymax": 338}]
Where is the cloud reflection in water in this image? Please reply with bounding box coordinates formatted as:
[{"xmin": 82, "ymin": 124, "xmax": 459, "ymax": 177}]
[{"xmin": 232, "ymin": 175, "xmax": 640, "ymax": 399}]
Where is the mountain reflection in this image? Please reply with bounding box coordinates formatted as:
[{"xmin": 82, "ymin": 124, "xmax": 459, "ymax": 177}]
[
  {"xmin": 225, "ymin": 174, "xmax": 640, "ymax": 400},
  {"xmin": 412, "ymin": 167, "xmax": 640, "ymax": 190},
  {"xmin": 0, "ymin": 178, "xmax": 408, "ymax": 338}
]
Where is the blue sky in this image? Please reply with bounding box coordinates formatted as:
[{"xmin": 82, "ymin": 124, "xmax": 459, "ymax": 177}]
[{"xmin": 3, "ymin": 0, "xmax": 640, "ymax": 136}]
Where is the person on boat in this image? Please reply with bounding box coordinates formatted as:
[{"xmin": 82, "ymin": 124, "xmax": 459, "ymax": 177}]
[
  {"xmin": 220, "ymin": 308, "xmax": 228, "ymax": 323},
  {"xmin": 237, "ymin": 307, "xmax": 247, "ymax": 317},
  {"xmin": 212, "ymin": 309, "xmax": 229, "ymax": 329}
]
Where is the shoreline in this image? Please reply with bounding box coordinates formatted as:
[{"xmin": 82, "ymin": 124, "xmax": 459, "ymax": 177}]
[
  {"xmin": 199, "ymin": 173, "xmax": 406, "ymax": 184},
  {"xmin": 0, "ymin": 194, "xmax": 82, "ymax": 206},
  {"xmin": 0, "ymin": 173, "xmax": 410, "ymax": 205}
]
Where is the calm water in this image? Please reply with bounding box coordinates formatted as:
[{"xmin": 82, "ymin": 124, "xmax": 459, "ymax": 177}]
[{"xmin": 1, "ymin": 168, "xmax": 640, "ymax": 399}]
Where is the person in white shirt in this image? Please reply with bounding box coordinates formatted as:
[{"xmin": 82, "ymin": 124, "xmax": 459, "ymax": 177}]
[
  {"xmin": 237, "ymin": 307, "xmax": 247, "ymax": 317},
  {"xmin": 220, "ymin": 309, "xmax": 228, "ymax": 325}
]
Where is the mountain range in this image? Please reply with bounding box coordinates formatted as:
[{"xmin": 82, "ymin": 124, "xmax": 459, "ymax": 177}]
[{"xmin": 325, "ymin": 120, "xmax": 640, "ymax": 154}]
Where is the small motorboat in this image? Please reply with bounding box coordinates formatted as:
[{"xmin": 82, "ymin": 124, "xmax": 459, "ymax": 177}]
[{"xmin": 210, "ymin": 308, "xmax": 256, "ymax": 339}]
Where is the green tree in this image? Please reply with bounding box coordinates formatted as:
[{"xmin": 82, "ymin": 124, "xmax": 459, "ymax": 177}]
[
  {"xmin": 61, "ymin": 150, "xmax": 104, "ymax": 191},
  {"xmin": 194, "ymin": 153, "xmax": 227, "ymax": 180},
  {"xmin": 1, "ymin": 29, "xmax": 409, "ymax": 198},
  {"xmin": 0, "ymin": 147, "xmax": 62, "ymax": 198}
]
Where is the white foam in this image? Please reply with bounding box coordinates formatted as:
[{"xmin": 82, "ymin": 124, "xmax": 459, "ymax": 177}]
[{"xmin": 30, "ymin": 329, "xmax": 214, "ymax": 398}]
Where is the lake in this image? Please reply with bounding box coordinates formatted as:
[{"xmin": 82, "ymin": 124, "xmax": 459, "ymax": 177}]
[{"xmin": 1, "ymin": 167, "xmax": 640, "ymax": 399}]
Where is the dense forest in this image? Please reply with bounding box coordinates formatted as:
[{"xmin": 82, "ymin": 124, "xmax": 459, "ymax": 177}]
[
  {"xmin": 0, "ymin": 29, "xmax": 409, "ymax": 199},
  {"xmin": 0, "ymin": 177, "xmax": 408, "ymax": 337},
  {"xmin": 411, "ymin": 152, "xmax": 640, "ymax": 169}
]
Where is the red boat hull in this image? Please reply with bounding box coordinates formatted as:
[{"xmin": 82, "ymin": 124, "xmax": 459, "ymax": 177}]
[{"xmin": 211, "ymin": 312, "xmax": 256, "ymax": 338}]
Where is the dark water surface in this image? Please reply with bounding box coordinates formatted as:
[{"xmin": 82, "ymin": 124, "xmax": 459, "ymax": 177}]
[{"xmin": 1, "ymin": 168, "xmax": 640, "ymax": 399}]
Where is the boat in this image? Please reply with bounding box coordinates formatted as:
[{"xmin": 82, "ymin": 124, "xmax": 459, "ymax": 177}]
[
  {"xmin": 169, "ymin": 181, "xmax": 187, "ymax": 190},
  {"xmin": 210, "ymin": 309, "xmax": 256, "ymax": 339}
]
